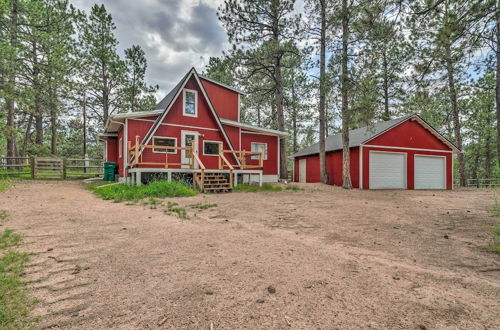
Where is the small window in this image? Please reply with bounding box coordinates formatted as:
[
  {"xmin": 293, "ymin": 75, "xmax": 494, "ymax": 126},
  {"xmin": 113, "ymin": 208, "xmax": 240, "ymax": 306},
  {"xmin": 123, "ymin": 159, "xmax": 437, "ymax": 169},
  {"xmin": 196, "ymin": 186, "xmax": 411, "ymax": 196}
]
[
  {"xmin": 251, "ymin": 142, "xmax": 267, "ymax": 160},
  {"xmin": 153, "ymin": 137, "xmax": 177, "ymax": 153},
  {"xmin": 203, "ymin": 141, "xmax": 222, "ymax": 156},
  {"xmin": 119, "ymin": 138, "xmax": 123, "ymax": 158},
  {"xmin": 183, "ymin": 89, "xmax": 197, "ymax": 117}
]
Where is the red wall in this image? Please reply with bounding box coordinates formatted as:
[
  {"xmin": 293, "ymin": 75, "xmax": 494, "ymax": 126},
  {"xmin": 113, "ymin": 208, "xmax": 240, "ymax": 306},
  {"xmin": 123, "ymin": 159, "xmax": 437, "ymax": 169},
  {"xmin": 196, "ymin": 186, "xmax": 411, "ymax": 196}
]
[
  {"xmin": 118, "ymin": 75, "xmax": 279, "ymax": 176},
  {"xmin": 117, "ymin": 126, "xmax": 124, "ymax": 177},
  {"xmin": 361, "ymin": 147, "xmax": 452, "ymax": 189},
  {"xmin": 294, "ymin": 147, "xmax": 359, "ymax": 188},
  {"xmin": 240, "ymin": 132, "xmax": 279, "ymax": 175},
  {"xmin": 294, "ymin": 119, "xmax": 454, "ymax": 189},
  {"xmin": 367, "ymin": 120, "xmax": 450, "ymax": 150},
  {"xmin": 200, "ymin": 78, "xmax": 239, "ymax": 121},
  {"xmin": 106, "ymin": 137, "xmax": 118, "ymax": 163}
]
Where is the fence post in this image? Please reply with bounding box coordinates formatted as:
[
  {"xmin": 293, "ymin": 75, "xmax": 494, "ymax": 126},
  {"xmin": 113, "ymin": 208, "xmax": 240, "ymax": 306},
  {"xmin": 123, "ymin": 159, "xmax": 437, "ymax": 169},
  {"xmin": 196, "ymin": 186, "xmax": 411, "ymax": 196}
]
[
  {"xmin": 62, "ymin": 158, "xmax": 67, "ymax": 180},
  {"xmin": 30, "ymin": 157, "xmax": 35, "ymax": 179}
]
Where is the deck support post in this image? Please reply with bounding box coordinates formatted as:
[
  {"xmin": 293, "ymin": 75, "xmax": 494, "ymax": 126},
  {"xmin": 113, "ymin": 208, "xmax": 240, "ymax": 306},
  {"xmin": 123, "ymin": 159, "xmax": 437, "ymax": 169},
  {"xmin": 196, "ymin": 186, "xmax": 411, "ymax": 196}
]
[
  {"xmin": 136, "ymin": 171, "xmax": 142, "ymax": 186},
  {"xmin": 259, "ymin": 172, "xmax": 263, "ymax": 187},
  {"xmin": 234, "ymin": 173, "xmax": 238, "ymax": 187},
  {"xmin": 167, "ymin": 171, "xmax": 172, "ymax": 182}
]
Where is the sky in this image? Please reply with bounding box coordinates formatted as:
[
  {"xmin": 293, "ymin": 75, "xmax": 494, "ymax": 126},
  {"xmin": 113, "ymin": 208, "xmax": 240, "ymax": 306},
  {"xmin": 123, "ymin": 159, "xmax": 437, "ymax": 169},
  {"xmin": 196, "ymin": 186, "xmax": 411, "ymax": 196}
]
[{"xmin": 72, "ymin": 0, "xmax": 230, "ymax": 98}]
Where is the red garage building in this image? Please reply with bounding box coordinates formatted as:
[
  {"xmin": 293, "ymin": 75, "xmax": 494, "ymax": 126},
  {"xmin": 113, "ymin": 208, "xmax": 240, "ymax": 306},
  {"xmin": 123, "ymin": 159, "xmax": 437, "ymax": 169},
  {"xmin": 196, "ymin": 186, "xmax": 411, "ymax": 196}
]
[{"xmin": 293, "ymin": 114, "xmax": 460, "ymax": 189}]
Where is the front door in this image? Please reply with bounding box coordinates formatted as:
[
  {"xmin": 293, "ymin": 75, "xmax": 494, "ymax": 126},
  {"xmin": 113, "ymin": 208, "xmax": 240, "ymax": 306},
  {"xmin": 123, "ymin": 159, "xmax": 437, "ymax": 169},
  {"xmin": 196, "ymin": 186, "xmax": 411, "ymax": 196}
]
[
  {"xmin": 299, "ymin": 159, "xmax": 306, "ymax": 183},
  {"xmin": 181, "ymin": 131, "xmax": 199, "ymax": 168}
]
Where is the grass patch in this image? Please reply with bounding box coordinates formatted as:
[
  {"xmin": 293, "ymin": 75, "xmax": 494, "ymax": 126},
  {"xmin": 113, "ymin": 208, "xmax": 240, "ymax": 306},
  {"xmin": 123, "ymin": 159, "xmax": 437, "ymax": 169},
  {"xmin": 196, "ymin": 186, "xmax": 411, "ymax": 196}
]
[
  {"xmin": 0, "ymin": 228, "xmax": 33, "ymax": 328},
  {"xmin": 285, "ymin": 185, "xmax": 302, "ymax": 191},
  {"xmin": 164, "ymin": 202, "xmax": 188, "ymax": 220},
  {"xmin": 0, "ymin": 179, "xmax": 14, "ymax": 193},
  {"xmin": 0, "ymin": 210, "xmax": 9, "ymax": 224},
  {"xmin": 90, "ymin": 181, "xmax": 197, "ymax": 202},
  {"xmin": 190, "ymin": 203, "xmax": 217, "ymax": 210},
  {"xmin": 493, "ymin": 226, "xmax": 500, "ymax": 236},
  {"xmin": 0, "ymin": 230, "xmax": 22, "ymax": 250},
  {"xmin": 233, "ymin": 183, "xmax": 282, "ymax": 192}
]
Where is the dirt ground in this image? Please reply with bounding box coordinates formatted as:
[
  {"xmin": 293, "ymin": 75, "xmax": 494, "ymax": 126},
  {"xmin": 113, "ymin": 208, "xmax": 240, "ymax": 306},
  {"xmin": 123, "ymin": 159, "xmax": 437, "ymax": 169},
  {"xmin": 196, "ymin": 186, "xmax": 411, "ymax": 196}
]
[{"xmin": 0, "ymin": 181, "xmax": 499, "ymax": 329}]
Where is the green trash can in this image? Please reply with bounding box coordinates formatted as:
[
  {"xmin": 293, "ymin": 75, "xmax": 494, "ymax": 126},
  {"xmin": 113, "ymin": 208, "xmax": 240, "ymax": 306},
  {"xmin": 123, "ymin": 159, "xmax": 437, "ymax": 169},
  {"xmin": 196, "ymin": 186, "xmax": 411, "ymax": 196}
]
[{"xmin": 103, "ymin": 162, "xmax": 118, "ymax": 181}]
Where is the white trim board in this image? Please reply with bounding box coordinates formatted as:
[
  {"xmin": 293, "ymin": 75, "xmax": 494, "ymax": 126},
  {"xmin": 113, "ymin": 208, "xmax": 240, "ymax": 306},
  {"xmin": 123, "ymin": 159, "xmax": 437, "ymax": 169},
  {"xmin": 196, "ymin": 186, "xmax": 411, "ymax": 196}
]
[
  {"xmin": 129, "ymin": 118, "xmax": 220, "ymax": 132},
  {"xmin": 362, "ymin": 144, "xmax": 453, "ymax": 153}
]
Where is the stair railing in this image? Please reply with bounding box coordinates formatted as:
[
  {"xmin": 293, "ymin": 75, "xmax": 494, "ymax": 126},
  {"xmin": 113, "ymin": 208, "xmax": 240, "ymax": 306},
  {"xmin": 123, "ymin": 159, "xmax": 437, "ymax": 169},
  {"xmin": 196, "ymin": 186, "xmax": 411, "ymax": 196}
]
[{"xmin": 191, "ymin": 150, "xmax": 206, "ymax": 192}]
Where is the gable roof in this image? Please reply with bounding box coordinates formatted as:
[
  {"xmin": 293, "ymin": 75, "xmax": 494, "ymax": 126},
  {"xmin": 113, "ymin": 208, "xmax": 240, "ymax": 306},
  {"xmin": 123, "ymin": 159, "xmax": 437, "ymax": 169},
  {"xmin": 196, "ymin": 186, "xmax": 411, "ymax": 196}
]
[
  {"xmin": 130, "ymin": 67, "xmax": 239, "ymax": 164},
  {"xmin": 220, "ymin": 118, "xmax": 287, "ymax": 137},
  {"xmin": 198, "ymin": 75, "xmax": 246, "ymax": 95},
  {"xmin": 293, "ymin": 114, "xmax": 459, "ymax": 158}
]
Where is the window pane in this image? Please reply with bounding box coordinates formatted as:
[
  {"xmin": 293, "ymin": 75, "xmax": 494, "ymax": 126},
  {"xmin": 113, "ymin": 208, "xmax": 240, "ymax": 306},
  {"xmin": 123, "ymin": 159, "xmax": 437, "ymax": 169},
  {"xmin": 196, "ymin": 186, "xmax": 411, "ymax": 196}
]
[
  {"xmin": 154, "ymin": 138, "xmax": 175, "ymax": 153},
  {"xmin": 204, "ymin": 142, "xmax": 220, "ymax": 155},
  {"xmin": 251, "ymin": 143, "xmax": 267, "ymax": 160},
  {"xmin": 185, "ymin": 91, "xmax": 196, "ymax": 114}
]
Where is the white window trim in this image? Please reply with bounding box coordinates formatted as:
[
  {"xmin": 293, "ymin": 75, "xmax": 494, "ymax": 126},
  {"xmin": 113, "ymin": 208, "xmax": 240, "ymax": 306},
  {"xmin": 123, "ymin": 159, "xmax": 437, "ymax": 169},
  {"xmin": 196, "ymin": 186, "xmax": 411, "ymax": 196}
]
[
  {"xmin": 183, "ymin": 88, "xmax": 198, "ymax": 117},
  {"xmin": 119, "ymin": 137, "xmax": 123, "ymax": 158},
  {"xmin": 251, "ymin": 142, "xmax": 268, "ymax": 160},
  {"xmin": 203, "ymin": 140, "xmax": 223, "ymax": 156},
  {"xmin": 152, "ymin": 136, "xmax": 177, "ymax": 154}
]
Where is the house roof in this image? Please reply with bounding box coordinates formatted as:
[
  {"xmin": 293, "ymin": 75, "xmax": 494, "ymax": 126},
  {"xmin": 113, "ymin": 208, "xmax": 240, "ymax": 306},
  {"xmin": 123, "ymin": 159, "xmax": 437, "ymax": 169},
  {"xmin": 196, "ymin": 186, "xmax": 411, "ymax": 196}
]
[
  {"xmin": 293, "ymin": 114, "xmax": 459, "ymax": 158},
  {"xmin": 220, "ymin": 118, "xmax": 287, "ymax": 137},
  {"xmin": 198, "ymin": 74, "xmax": 246, "ymax": 95}
]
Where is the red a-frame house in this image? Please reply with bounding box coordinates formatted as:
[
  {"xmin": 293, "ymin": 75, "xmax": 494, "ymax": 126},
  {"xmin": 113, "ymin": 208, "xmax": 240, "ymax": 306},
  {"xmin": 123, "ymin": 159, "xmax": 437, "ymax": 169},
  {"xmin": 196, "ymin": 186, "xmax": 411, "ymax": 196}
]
[{"xmin": 100, "ymin": 68, "xmax": 287, "ymax": 192}]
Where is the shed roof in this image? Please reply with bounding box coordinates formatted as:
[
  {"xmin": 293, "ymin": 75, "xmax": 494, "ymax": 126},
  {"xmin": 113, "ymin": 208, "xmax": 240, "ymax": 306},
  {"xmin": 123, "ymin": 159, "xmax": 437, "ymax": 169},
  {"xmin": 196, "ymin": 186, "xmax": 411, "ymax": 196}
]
[{"xmin": 293, "ymin": 114, "xmax": 459, "ymax": 158}]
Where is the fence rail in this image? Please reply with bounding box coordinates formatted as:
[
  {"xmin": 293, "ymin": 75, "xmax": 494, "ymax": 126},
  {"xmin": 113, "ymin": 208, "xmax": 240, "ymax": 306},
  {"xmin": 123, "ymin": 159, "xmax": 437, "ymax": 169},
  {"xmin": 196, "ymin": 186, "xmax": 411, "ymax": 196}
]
[
  {"xmin": 0, "ymin": 156, "xmax": 104, "ymax": 179},
  {"xmin": 466, "ymin": 178, "xmax": 500, "ymax": 188}
]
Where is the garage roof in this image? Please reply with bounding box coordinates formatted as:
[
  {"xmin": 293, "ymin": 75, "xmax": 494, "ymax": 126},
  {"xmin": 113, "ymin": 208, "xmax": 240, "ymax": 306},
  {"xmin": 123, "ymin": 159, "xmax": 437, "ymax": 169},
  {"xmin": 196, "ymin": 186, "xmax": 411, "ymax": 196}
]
[{"xmin": 293, "ymin": 114, "xmax": 459, "ymax": 158}]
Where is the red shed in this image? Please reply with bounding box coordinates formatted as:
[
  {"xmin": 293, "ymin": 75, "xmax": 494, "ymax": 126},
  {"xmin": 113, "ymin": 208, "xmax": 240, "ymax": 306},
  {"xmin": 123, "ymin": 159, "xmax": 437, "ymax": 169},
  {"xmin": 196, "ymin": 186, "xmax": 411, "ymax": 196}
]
[{"xmin": 293, "ymin": 115, "xmax": 460, "ymax": 190}]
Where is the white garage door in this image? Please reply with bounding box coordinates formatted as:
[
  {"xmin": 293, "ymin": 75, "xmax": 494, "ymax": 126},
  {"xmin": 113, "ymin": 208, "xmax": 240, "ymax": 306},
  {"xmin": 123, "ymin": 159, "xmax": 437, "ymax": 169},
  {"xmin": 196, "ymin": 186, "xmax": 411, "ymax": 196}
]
[
  {"xmin": 414, "ymin": 155, "xmax": 445, "ymax": 189},
  {"xmin": 299, "ymin": 159, "xmax": 306, "ymax": 183},
  {"xmin": 369, "ymin": 152, "xmax": 406, "ymax": 189}
]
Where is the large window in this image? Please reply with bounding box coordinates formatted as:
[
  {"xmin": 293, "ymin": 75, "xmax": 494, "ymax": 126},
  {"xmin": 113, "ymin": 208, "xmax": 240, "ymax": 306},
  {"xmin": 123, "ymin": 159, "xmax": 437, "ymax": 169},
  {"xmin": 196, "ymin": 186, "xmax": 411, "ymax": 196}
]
[
  {"xmin": 251, "ymin": 142, "xmax": 267, "ymax": 160},
  {"xmin": 183, "ymin": 89, "xmax": 197, "ymax": 117},
  {"xmin": 153, "ymin": 137, "xmax": 177, "ymax": 153},
  {"xmin": 203, "ymin": 141, "xmax": 222, "ymax": 156}
]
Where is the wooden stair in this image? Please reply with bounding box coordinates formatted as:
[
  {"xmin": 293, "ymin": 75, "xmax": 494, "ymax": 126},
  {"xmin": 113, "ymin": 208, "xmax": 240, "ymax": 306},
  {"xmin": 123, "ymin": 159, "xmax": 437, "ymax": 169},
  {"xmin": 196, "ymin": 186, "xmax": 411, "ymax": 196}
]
[{"xmin": 199, "ymin": 172, "xmax": 232, "ymax": 193}]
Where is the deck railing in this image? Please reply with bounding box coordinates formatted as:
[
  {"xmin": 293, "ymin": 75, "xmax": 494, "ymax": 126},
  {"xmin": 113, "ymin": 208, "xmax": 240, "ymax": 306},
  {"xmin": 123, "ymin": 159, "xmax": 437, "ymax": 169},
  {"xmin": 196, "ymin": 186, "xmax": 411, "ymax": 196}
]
[{"xmin": 218, "ymin": 145, "xmax": 263, "ymax": 170}]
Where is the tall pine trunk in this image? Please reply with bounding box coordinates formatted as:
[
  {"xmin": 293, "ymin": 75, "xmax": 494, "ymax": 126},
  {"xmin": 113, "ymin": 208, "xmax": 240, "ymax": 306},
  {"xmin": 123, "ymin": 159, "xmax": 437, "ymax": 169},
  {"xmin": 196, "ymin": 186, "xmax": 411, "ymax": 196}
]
[
  {"xmin": 318, "ymin": 0, "xmax": 328, "ymax": 184},
  {"xmin": 6, "ymin": 0, "xmax": 19, "ymax": 160},
  {"xmin": 33, "ymin": 41, "xmax": 43, "ymax": 146},
  {"xmin": 271, "ymin": 12, "xmax": 287, "ymax": 180},
  {"xmin": 496, "ymin": 2, "xmax": 500, "ymax": 166},
  {"xmin": 341, "ymin": 0, "xmax": 352, "ymax": 189},
  {"xmin": 445, "ymin": 54, "xmax": 466, "ymax": 186},
  {"xmin": 382, "ymin": 49, "xmax": 390, "ymax": 120}
]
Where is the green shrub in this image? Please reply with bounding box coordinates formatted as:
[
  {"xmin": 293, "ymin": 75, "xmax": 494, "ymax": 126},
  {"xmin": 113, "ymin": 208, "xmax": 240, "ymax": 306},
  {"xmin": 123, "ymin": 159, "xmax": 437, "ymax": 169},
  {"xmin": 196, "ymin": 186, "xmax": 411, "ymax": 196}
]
[
  {"xmin": 234, "ymin": 183, "xmax": 282, "ymax": 192},
  {"xmin": 494, "ymin": 226, "xmax": 500, "ymax": 236},
  {"xmin": 91, "ymin": 181, "xmax": 197, "ymax": 202}
]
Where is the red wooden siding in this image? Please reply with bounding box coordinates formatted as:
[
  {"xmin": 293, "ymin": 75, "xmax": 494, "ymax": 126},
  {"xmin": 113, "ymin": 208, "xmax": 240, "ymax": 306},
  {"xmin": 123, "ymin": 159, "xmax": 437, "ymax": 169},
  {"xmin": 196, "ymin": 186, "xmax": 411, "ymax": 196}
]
[
  {"xmin": 294, "ymin": 119, "xmax": 453, "ymax": 189},
  {"xmin": 117, "ymin": 126, "xmax": 124, "ymax": 177},
  {"xmin": 367, "ymin": 120, "xmax": 450, "ymax": 151},
  {"xmin": 294, "ymin": 147, "xmax": 359, "ymax": 188},
  {"xmin": 200, "ymin": 78, "xmax": 239, "ymax": 121},
  {"xmin": 106, "ymin": 137, "xmax": 118, "ymax": 163},
  {"xmin": 240, "ymin": 132, "xmax": 278, "ymax": 175}
]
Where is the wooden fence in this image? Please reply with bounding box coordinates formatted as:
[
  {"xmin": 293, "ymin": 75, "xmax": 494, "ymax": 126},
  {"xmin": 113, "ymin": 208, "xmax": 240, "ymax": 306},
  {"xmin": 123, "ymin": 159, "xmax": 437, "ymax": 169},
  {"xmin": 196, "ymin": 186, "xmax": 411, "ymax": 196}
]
[
  {"xmin": 0, "ymin": 156, "xmax": 104, "ymax": 179},
  {"xmin": 466, "ymin": 178, "xmax": 500, "ymax": 188}
]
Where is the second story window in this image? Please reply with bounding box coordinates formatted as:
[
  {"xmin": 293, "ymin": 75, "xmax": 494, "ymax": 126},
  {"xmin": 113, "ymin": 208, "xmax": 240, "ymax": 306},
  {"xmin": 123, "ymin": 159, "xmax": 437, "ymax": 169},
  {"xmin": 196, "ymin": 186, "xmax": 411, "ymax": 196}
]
[{"xmin": 183, "ymin": 89, "xmax": 197, "ymax": 117}]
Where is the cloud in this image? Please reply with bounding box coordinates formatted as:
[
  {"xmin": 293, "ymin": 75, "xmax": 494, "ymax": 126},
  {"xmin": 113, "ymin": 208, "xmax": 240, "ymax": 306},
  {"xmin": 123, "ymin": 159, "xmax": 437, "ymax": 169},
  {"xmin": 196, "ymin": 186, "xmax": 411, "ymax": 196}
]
[{"xmin": 73, "ymin": 0, "xmax": 229, "ymax": 98}]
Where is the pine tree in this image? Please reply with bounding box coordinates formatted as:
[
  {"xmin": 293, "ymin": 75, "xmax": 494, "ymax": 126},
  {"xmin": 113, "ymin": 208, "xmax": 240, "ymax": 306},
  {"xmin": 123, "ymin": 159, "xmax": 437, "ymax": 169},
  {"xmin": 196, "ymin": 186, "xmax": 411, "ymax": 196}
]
[{"xmin": 218, "ymin": 0, "xmax": 302, "ymax": 179}]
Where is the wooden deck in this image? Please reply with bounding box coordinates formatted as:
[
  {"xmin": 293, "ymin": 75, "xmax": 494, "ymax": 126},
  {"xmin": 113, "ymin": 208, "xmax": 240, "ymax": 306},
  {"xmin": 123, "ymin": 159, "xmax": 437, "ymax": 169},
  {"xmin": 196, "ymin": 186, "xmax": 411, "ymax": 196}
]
[{"xmin": 126, "ymin": 136, "xmax": 264, "ymax": 192}]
